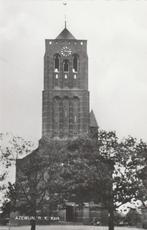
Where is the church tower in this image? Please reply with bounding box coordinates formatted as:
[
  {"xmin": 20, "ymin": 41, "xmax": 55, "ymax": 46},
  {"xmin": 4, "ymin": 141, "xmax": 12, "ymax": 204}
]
[{"xmin": 42, "ymin": 26, "xmax": 96, "ymax": 139}]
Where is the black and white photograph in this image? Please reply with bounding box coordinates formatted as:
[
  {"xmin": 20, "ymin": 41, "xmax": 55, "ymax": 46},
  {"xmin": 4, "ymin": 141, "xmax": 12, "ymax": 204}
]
[{"xmin": 1, "ymin": 0, "xmax": 147, "ymax": 230}]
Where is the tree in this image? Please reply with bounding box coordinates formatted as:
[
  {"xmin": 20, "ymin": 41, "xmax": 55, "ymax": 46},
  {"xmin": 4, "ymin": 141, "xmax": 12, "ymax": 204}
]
[
  {"xmin": 16, "ymin": 152, "xmax": 48, "ymax": 229},
  {"xmin": 97, "ymin": 130, "xmax": 147, "ymax": 230},
  {"xmin": 1, "ymin": 183, "xmax": 17, "ymax": 219},
  {"xmin": 97, "ymin": 130, "xmax": 118, "ymax": 230},
  {"xmin": 15, "ymin": 137, "xmax": 110, "ymax": 229},
  {"xmin": 114, "ymin": 137, "xmax": 147, "ymax": 205},
  {"xmin": 16, "ymin": 140, "xmax": 68, "ymax": 230},
  {"xmin": 14, "ymin": 131, "xmax": 147, "ymax": 230},
  {"xmin": 0, "ymin": 133, "xmax": 34, "ymax": 206},
  {"xmin": 56, "ymin": 136, "xmax": 110, "ymax": 205},
  {"xmin": 57, "ymin": 131, "xmax": 147, "ymax": 230}
]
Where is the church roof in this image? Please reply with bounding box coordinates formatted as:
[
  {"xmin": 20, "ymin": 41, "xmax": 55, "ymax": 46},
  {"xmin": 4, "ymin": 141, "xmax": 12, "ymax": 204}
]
[
  {"xmin": 90, "ymin": 110, "xmax": 98, "ymax": 128},
  {"xmin": 56, "ymin": 27, "xmax": 76, "ymax": 40}
]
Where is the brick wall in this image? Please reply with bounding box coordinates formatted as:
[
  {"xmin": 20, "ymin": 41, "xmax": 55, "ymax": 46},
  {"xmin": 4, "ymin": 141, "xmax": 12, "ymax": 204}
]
[{"xmin": 42, "ymin": 38, "xmax": 89, "ymax": 138}]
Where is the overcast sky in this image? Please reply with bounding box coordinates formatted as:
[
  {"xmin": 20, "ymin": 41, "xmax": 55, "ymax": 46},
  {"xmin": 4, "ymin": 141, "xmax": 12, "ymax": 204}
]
[{"xmin": 1, "ymin": 0, "xmax": 147, "ymax": 142}]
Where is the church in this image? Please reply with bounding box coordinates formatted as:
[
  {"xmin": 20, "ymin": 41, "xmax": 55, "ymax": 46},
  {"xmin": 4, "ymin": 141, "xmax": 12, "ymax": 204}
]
[{"xmin": 15, "ymin": 25, "xmax": 109, "ymax": 225}]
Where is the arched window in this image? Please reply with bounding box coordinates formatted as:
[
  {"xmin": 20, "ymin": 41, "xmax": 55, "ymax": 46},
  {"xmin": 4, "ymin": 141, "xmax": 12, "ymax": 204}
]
[
  {"xmin": 63, "ymin": 74, "xmax": 68, "ymax": 88},
  {"xmin": 72, "ymin": 97, "xmax": 80, "ymax": 135},
  {"xmin": 54, "ymin": 54, "xmax": 60, "ymax": 72},
  {"xmin": 73, "ymin": 74, "xmax": 77, "ymax": 88},
  {"xmin": 54, "ymin": 74, "xmax": 59, "ymax": 88},
  {"xmin": 53, "ymin": 97, "xmax": 61, "ymax": 136},
  {"xmin": 73, "ymin": 54, "xmax": 78, "ymax": 72},
  {"xmin": 63, "ymin": 97, "xmax": 69, "ymax": 136},
  {"xmin": 63, "ymin": 60, "xmax": 69, "ymax": 72}
]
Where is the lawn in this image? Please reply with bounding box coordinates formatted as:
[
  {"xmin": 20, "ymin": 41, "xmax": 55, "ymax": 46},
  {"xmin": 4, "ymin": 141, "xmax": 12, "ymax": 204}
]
[{"xmin": 0, "ymin": 226, "xmax": 144, "ymax": 230}]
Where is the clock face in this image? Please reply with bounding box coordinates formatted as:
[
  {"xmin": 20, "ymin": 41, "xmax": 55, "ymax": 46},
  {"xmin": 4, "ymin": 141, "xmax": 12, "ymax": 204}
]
[{"xmin": 61, "ymin": 46, "xmax": 72, "ymax": 57}]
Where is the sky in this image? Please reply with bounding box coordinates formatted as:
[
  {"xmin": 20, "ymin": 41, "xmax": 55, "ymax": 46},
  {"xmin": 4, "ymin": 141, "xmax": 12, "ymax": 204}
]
[{"xmin": 1, "ymin": 0, "xmax": 147, "ymax": 143}]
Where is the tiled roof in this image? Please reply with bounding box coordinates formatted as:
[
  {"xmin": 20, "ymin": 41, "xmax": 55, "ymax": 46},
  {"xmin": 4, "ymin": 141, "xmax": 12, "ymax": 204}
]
[{"xmin": 56, "ymin": 28, "xmax": 76, "ymax": 40}]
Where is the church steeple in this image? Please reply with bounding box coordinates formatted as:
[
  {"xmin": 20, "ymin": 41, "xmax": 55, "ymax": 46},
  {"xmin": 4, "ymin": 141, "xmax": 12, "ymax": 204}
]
[
  {"xmin": 56, "ymin": 27, "xmax": 76, "ymax": 40},
  {"xmin": 64, "ymin": 14, "xmax": 67, "ymax": 29},
  {"xmin": 42, "ymin": 25, "xmax": 89, "ymax": 138}
]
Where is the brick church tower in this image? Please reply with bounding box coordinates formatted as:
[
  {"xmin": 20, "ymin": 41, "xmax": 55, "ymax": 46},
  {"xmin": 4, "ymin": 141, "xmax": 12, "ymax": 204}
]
[
  {"xmin": 42, "ymin": 25, "xmax": 98, "ymax": 139},
  {"xmin": 15, "ymin": 25, "xmax": 100, "ymax": 225}
]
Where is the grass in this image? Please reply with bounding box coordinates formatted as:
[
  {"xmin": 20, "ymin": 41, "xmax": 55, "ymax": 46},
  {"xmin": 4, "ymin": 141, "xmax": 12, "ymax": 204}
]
[{"xmin": 0, "ymin": 226, "xmax": 144, "ymax": 230}]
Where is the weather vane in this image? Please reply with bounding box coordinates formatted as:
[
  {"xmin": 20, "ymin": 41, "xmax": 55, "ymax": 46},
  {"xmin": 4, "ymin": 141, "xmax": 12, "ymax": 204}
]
[{"xmin": 63, "ymin": 1, "xmax": 68, "ymax": 28}]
